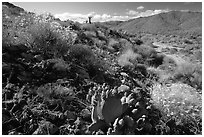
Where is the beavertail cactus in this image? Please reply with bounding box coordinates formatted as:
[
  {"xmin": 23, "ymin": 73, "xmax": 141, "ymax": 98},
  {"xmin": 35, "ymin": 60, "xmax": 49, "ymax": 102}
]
[
  {"xmin": 89, "ymin": 85, "xmax": 142, "ymax": 133},
  {"xmin": 101, "ymin": 94, "xmax": 123, "ymax": 124},
  {"xmin": 91, "ymin": 89, "xmax": 123, "ymax": 125}
]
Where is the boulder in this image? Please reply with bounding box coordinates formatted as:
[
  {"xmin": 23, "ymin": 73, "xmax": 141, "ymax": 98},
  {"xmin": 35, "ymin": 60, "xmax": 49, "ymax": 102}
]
[{"xmin": 117, "ymin": 85, "xmax": 130, "ymax": 93}]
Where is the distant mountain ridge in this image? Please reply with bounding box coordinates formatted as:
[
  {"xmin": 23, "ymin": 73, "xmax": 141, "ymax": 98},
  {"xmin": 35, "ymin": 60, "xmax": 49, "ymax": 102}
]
[
  {"xmin": 110, "ymin": 11, "xmax": 202, "ymax": 36},
  {"xmin": 2, "ymin": 2, "xmax": 202, "ymax": 36}
]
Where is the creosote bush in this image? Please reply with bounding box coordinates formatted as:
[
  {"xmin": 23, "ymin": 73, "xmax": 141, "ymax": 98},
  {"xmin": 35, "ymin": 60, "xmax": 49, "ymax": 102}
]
[{"xmin": 28, "ymin": 21, "xmax": 71, "ymax": 58}]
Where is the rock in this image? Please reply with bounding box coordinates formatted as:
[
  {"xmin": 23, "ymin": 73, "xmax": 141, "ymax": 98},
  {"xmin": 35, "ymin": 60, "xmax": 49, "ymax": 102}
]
[
  {"xmin": 33, "ymin": 120, "xmax": 58, "ymax": 135},
  {"xmin": 120, "ymin": 72, "xmax": 128, "ymax": 77},
  {"xmin": 117, "ymin": 85, "xmax": 130, "ymax": 93},
  {"xmin": 80, "ymin": 108, "xmax": 91, "ymax": 121},
  {"xmin": 64, "ymin": 110, "xmax": 77, "ymax": 121}
]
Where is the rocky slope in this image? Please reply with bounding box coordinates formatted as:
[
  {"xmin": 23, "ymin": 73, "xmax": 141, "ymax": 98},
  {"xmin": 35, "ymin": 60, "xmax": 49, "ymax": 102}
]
[{"xmin": 2, "ymin": 2, "xmax": 202, "ymax": 135}]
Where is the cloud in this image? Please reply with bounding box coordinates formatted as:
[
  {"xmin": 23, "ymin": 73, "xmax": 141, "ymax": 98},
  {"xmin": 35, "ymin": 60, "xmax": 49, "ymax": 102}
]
[
  {"xmin": 137, "ymin": 9, "xmax": 170, "ymax": 17},
  {"xmin": 55, "ymin": 12, "xmax": 133, "ymax": 23},
  {"xmin": 55, "ymin": 12, "xmax": 88, "ymax": 23},
  {"xmin": 55, "ymin": 9, "xmax": 170, "ymax": 23},
  {"xmin": 126, "ymin": 9, "xmax": 170, "ymax": 17},
  {"xmin": 126, "ymin": 10, "xmax": 139, "ymax": 15},
  {"xmin": 137, "ymin": 6, "xmax": 144, "ymax": 10}
]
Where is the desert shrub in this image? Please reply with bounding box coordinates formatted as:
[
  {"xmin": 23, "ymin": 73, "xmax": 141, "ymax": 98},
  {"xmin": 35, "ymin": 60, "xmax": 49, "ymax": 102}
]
[
  {"xmin": 135, "ymin": 44, "xmax": 157, "ymax": 59},
  {"xmin": 118, "ymin": 48, "xmax": 142, "ymax": 67},
  {"xmin": 68, "ymin": 44, "xmax": 105, "ymax": 79},
  {"xmin": 28, "ymin": 21, "xmax": 72, "ymax": 58},
  {"xmin": 151, "ymin": 83, "xmax": 202, "ymax": 134},
  {"xmin": 68, "ymin": 44, "xmax": 95, "ymax": 63},
  {"xmin": 172, "ymin": 63, "xmax": 202, "ymax": 90}
]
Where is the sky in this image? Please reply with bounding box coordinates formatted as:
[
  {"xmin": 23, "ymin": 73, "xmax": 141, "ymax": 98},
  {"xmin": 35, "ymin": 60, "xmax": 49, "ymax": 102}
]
[{"xmin": 12, "ymin": 2, "xmax": 202, "ymax": 23}]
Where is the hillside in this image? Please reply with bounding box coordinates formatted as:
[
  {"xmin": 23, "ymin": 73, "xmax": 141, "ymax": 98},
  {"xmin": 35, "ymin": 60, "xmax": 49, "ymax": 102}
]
[
  {"xmin": 2, "ymin": 2, "xmax": 25, "ymax": 16},
  {"xmin": 2, "ymin": 2, "xmax": 202, "ymax": 135},
  {"xmin": 111, "ymin": 11, "xmax": 202, "ymax": 36}
]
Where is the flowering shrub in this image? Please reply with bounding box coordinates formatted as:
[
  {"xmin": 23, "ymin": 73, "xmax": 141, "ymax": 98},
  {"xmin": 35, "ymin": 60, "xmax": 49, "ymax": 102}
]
[
  {"xmin": 27, "ymin": 14, "xmax": 77, "ymax": 58},
  {"xmin": 150, "ymin": 83, "xmax": 202, "ymax": 134}
]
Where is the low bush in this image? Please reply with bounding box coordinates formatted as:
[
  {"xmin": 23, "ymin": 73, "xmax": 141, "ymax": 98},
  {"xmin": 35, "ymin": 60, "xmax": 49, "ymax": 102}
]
[
  {"xmin": 135, "ymin": 44, "xmax": 157, "ymax": 59},
  {"xmin": 172, "ymin": 63, "xmax": 202, "ymax": 90},
  {"xmin": 28, "ymin": 21, "xmax": 71, "ymax": 58},
  {"xmin": 151, "ymin": 83, "xmax": 202, "ymax": 134},
  {"xmin": 68, "ymin": 44, "xmax": 105, "ymax": 79},
  {"xmin": 118, "ymin": 48, "xmax": 142, "ymax": 67}
]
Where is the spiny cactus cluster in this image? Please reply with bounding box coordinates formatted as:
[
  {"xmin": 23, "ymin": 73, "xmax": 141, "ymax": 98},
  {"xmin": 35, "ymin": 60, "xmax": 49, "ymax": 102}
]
[{"xmin": 85, "ymin": 83, "xmax": 156, "ymax": 134}]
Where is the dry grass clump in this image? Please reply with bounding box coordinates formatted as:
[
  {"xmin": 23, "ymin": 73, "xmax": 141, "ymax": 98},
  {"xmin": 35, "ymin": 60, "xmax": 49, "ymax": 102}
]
[
  {"xmin": 150, "ymin": 83, "xmax": 202, "ymax": 134},
  {"xmin": 118, "ymin": 48, "xmax": 142, "ymax": 67}
]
